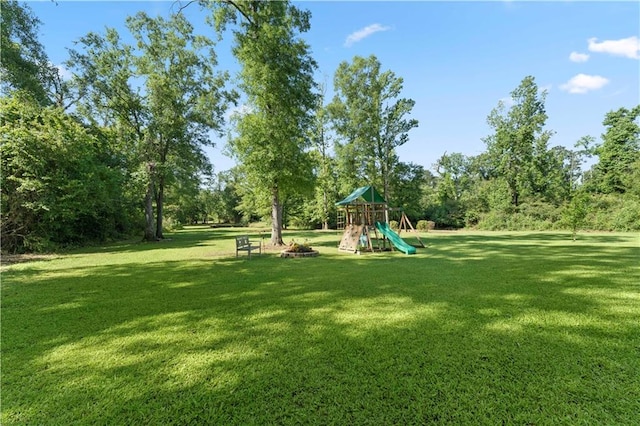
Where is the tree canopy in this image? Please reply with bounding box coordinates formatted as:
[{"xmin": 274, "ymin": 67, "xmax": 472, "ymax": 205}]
[
  {"xmin": 207, "ymin": 0, "xmax": 318, "ymax": 245},
  {"xmin": 67, "ymin": 11, "xmax": 235, "ymax": 241},
  {"xmin": 328, "ymin": 54, "xmax": 418, "ymax": 199},
  {"xmin": 2, "ymin": 3, "xmax": 639, "ymax": 253}
]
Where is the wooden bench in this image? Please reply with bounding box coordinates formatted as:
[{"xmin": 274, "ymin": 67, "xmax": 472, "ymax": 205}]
[{"xmin": 235, "ymin": 235, "xmax": 261, "ymax": 258}]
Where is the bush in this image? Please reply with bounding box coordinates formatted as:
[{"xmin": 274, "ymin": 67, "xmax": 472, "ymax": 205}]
[
  {"xmin": 611, "ymin": 200, "xmax": 640, "ymax": 231},
  {"xmin": 162, "ymin": 217, "xmax": 183, "ymax": 232},
  {"xmin": 518, "ymin": 200, "xmax": 563, "ymax": 225},
  {"xmin": 389, "ymin": 220, "xmax": 399, "ymax": 231},
  {"xmin": 416, "ymin": 220, "xmax": 435, "ymax": 231},
  {"xmin": 477, "ymin": 210, "xmax": 556, "ymax": 231},
  {"xmin": 583, "ymin": 194, "xmax": 640, "ymax": 231}
]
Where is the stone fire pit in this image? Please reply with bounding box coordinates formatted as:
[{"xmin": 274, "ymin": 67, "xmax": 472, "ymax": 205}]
[{"xmin": 280, "ymin": 249, "xmax": 319, "ymax": 258}]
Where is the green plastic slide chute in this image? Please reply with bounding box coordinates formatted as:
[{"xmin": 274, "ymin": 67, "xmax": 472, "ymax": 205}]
[{"xmin": 375, "ymin": 222, "xmax": 417, "ymax": 255}]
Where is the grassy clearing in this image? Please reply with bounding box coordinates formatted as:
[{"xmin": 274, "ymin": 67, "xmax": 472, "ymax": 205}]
[{"xmin": 2, "ymin": 228, "xmax": 639, "ymax": 424}]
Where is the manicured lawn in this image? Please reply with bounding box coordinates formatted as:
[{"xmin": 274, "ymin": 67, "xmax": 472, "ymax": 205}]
[{"xmin": 2, "ymin": 228, "xmax": 639, "ymax": 424}]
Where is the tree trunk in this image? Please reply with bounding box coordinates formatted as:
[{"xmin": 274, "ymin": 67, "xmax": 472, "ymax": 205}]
[
  {"xmin": 322, "ymin": 190, "xmax": 328, "ymax": 230},
  {"xmin": 507, "ymin": 176, "xmax": 519, "ymax": 208},
  {"xmin": 270, "ymin": 186, "xmax": 284, "ymax": 246},
  {"xmin": 155, "ymin": 177, "xmax": 165, "ymax": 239},
  {"xmin": 512, "ymin": 190, "xmax": 519, "ymax": 207},
  {"xmin": 143, "ymin": 180, "xmax": 156, "ymax": 241}
]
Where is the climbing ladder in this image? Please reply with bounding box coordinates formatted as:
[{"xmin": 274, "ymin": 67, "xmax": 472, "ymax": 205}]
[{"xmin": 336, "ymin": 209, "xmax": 346, "ymax": 230}]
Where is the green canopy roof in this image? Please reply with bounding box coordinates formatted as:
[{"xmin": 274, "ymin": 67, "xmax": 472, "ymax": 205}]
[{"xmin": 335, "ymin": 186, "xmax": 387, "ymax": 206}]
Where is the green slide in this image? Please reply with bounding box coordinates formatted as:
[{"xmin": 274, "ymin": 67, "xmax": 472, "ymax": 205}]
[{"xmin": 375, "ymin": 222, "xmax": 417, "ymax": 255}]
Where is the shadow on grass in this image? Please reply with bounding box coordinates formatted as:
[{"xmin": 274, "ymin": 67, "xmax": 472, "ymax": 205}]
[
  {"xmin": 2, "ymin": 232, "xmax": 639, "ymax": 424},
  {"xmin": 65, "ymin": 226, "xmax": 271, "ymax": 257}
]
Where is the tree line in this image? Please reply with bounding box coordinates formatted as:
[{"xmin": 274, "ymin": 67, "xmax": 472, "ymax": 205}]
[{"xmin": 1, "ymin": 1, "xmax": 639, "ymax": 253}]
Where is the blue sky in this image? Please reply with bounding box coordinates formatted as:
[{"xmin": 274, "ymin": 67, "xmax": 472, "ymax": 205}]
[{"xmin": 30, "ymin": 1, "xmax": 640, "ymax": 174}]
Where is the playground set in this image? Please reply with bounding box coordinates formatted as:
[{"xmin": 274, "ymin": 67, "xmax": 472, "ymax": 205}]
[{"xmin": 335, "ymin": 186, "xmax": 424, "ymax": 255}]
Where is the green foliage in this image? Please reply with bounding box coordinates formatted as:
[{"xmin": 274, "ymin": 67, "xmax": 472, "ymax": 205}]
[
  {"xmin": 279, "ymin": 192, "xmax": 314, "ymax": 230},
  {"xmin": 388, "ymin": 162, "xmax": 425, "ymax": 222},
  {"xmin": 209, "ymin": 1, "xmax": 317, "ymax": 244},
  {"xmin": 592, "ymin": 105, "xmax": 640, "ymax": 194},
  {"xmin": 67, "ymin": 11, "xmax": 234, "ymax": 241},
  {"xmin": 3, "ymin": 0, "xmax": 637, "ymax": 252},
  {"xmin": 416, "ymin": 220, "xmax": 435, "ymax": 231},
  {"xmin": 585, "ymin": 194, "xmax": 640, "ymax": 231},
  {"xmin": 484, "ymin": 76, "xmax": 554, "ymax": 206},
  {"xmin": 610, "ymin": 199, "xmax": 640, "ymax": 231},
  {"xmin": 428, "ymin": 152, "xmax": 474, "ymax": 228},
  {"xmin": 1, "ymin": 93, "xmax": 136, "ymax": 252},
  {"xmin": 328, "ymin": 54, "xmax": 418, "ymax": 199},
  {"xmin": 308, "ymin": 85, "xmax": 339, "ymax": 229},
  {"xmin": 0, "ymin": 0, "xmax": 56, "ymax": 105},
  {"xmin": 561, "ymin": 190, "xmax": 590, "ymax": 240},
  {"xmin": 623, "ymin": 158, "xmax": 640, "ymax": 200}
]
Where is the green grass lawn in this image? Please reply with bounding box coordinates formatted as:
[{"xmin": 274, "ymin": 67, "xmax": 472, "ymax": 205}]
[{"xmin": 2, "ymin": 228, "xmax": 639, "ymax": 424}]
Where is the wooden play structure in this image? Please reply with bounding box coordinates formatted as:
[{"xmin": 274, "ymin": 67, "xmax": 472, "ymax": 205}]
[{"xmin": 335, "ymin": 186, "xmax": 424, "ymax": 254}]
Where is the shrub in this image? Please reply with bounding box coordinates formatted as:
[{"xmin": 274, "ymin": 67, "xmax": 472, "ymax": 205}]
[
  {"xmin": 583, "ymin": 194, "xmax": 640, "ymax": 231},
  {"xmin": 416, "ymin": 220, "xmax": 435, "ymax": 231},
  {"xmin": 162, "ymin": 217, "xmax": 183, "ymax": 232},
  {"xmin": 611, "ymin": 199, "xmax": 640, "ymax": 231}
]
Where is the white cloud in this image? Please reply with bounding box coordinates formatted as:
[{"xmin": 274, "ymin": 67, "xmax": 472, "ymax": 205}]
[
  {"xmin": 569, "ymin": 51, "xmax": 589, "ymax": 63},
  {"xmin": 587, "ymin": 36, "xmax": 640, "ymax": 59},
  {"xmin": 560, "ymin": 74, "xmax": 609, "ymax": 94},
  {"xmin": 344, "ymin": 23, "xmax": 391, "ymax": 47}
]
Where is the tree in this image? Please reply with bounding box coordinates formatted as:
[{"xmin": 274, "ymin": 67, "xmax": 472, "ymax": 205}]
[
  {"xmin": 430, "ymin": 152, "xmax": 473, "ymax": 228},
  {"xmin": 68, "ymin": 11, "xmax": 234, "ymax": 240},
  {"xmin": 328, "ymin": 55, "xmax": 418, "ymax": 200},
  {"xmin": 484, "ymin": 76, "xmax": 553, "ymax": 207},
  {"xmin": 309, "ymin": 84, "xmax": 337, "ymax": 230},
  {"xmin": 1, "ymin": 93, "xmax": 133, "ymax": 252},
  {"xmin": 562, "ymin": 189, "xmax": 590, "ymax": 241},
  {"xmin": 593, "ymin": 105, "xmax": 640, "ymax": 194},
  {"xmin": 434, "ymin": 152, "xmax": 472, "ymax": 202},
  {"xmin": 211, "ymin": 169, "xmax": 244, "ymax": 224},
  {"xmin": 208, "ymin": 1, "xmax": 318, "ymax": 245},
  {"xmin": 389, "ymin": 162, "xmax": 425, "ymax": 222},
  {"xmin": 0, "ymin": 0, "xmax": 54, "ymax": 105}
]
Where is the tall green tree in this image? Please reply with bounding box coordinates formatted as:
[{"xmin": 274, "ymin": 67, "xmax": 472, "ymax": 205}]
[
  {"xmin": 430, "ymin": 152, "xmax": 474, "ymax": 228},
  {"xmin": 208, "ymin": 0, "xmax": 317, "ymax": 245},
  {"xmin": 593, "ymin": 105, "xmax": 640, "ymax": 194},
  {"xmin": 0, "ymin": 0, "xmax": 54, "ymax": 104},
  {"xmin": 210, "ymin": 169, "xmax": 244, "ymax": 224},
  {"xmin": 309, "ymin": 84, "xmax": 337, "ymax": 229},
  {"xmin": 389, "ymin": 162, "xmax": 425, "ymax": 222},
  {"xmin": 128, "ymin": 12, "xmax": 233, "ymax": 238},
  {"xmin": 328, "ymin": 55, "xmax": 418, "ymax": 199},
  {"xmin": 68, "ymin": 11, "xmax": 234, "ymax": 240},
  {"xmin": 484, "ymin": 76, "xmax": 553, "ymax": 207},
  {"xmin": 67, "ymin": 27, "xmax": 154, "ymax": 237}
]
